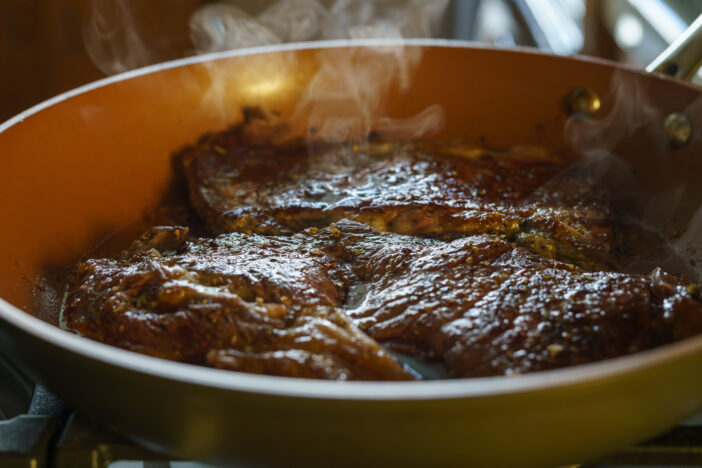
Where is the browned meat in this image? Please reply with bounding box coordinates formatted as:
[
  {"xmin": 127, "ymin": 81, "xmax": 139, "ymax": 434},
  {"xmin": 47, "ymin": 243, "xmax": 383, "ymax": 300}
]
[
  {"xmin": 330, "ymin": 221, "xmax": 702, "ymax": 377},
  {"xmin": 180, "ymin": 124, "xmax": 612, "ymax": 270},
  {"xmin": 62, "ymin": 121, "xmax": 702, "ymax": 380},
  {"xmin": 63, "ymin": 226, "xmax": 412, "ymax": 381},
  {"xmin": 64, "ymin": 221, "xmax": 702, "ymax": 379}
]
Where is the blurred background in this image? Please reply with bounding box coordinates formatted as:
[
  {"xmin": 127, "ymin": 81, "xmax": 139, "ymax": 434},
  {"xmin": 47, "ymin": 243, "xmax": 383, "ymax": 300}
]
[{"xmin": 1, "ymin": 0, "xmax": 701, "ymax": 123}]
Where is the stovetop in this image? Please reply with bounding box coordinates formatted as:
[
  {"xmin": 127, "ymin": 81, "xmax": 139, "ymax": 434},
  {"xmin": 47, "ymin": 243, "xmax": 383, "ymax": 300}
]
[{"xmin": 3, "ymin": 353, "xmax": 702, "ymax": 468}]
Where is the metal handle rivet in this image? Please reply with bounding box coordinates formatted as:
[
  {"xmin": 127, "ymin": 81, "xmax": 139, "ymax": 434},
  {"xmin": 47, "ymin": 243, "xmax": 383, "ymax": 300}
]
[
  {"xmin": 663, "ymin": 112, "xmax": 692, "ymax": 148},
  {"xmin": 564, "ymin": 88, "xmax": 601, "ymax": 117}
]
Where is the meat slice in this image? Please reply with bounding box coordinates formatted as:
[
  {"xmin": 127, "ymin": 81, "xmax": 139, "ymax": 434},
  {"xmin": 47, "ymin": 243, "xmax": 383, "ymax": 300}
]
[
  {"xmin": 63, "ymin": 226, "xmax": 412, "ymax": 381},
  {"xmin": 327, "ymin": 221, "xmax": 702, "ymax": 377},
  {"xmin": 65, "ymin": 221, "xmax": 702, "ymax": 379},
  {"xmin": 179, "ymin": 124, "xmax": 612, "ymax": 270}
]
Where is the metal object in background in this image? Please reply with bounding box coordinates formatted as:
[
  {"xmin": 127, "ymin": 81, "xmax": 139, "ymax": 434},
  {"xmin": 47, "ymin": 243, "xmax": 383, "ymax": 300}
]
[
  {"xmin": 469, "ymin": 0, "xmax": 702, "ymax": 80},
  {"xmin": 510, "ymin": 0, "xmax": 585, "ymax": 55},
  {"xmin": 564, "ymin": 87, "xmax": 602, "ymax": 117},
  {"xmin": 647, "ymin": 13, "xmax": 702, "ymax": 79},
  {"xmin": 459, "ymin": 0, "xmax": 586, "ymax": 51},
  {"xmin": 599, "ymin": 0, "xmax": 702, "ymax": 85},
  {"xmin": 663, "ymin": 112, "xmax": 693, "ymax": 147},
  {"xmin": 0, "ymin": 351, "xmax": 33, "ymax": 420},
  {"xmin": 645, "ymin": 14, "xmax": 702, "ymax": 150},
  {"xmin": 0, "ymin": 385, "xmax": 66, "ymax": 468}
]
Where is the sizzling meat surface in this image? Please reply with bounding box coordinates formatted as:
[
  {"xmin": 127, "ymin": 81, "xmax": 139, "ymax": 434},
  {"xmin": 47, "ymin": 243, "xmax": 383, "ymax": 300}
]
[
  {"xmin": 63, "ymin": 226, "xmax": 412, "ymax": 380},
  {"xmin": 64, "ymin": 221, "xmax": 702, "ymax": 379},
  {"xmin": 180, "ymin": 124, "xmax": 612, "ymax": 270},
  {"xmin": 63, "ymin": 122, "xmax": 702, "ymax": 380},
  {"xmin": 333, "ymin": 222, "xmax": 702, "ymax": 376}
]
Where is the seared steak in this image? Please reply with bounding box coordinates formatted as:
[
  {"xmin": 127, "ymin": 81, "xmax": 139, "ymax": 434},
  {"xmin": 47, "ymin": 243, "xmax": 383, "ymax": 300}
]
[
  {"xmin": 332, "ymin": 221, "xmax": 702, "ymax": 376},
  {"xmin": 63, "ymin": 226, "xmax": 412, "ymax": 380},
  {"xmin": 180, "ymin": 124, "xmax": 611, "ymax": 270},
  {"xmin": 64, "ymin": 221, "xmax": 702, "ymax": 379},
  {"xmin": 63, "ymin": 120, "xmax": 702, "ymax": 380}
]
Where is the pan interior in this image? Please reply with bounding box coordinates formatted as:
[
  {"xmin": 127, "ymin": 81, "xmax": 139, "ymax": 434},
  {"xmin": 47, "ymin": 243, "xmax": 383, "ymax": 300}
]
[{"xmin": 1, "ymin": 41, "xmax": 702, "ymax": 384}]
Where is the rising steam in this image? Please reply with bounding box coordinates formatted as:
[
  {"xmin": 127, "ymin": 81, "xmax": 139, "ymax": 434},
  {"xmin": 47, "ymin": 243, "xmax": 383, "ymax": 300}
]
[
  {"xmin": 189, "ymin": 0, "xmax": 448, "ymax": 142},
  {"xmin": 83, "ymin": 0, "xmax": 187, "ymax": 75},
  {"xmin": 83, "ymin": 0, "xmax": 449, "ymax": 143},
  {"xmin": 84, "ymin": 0, "xmax": 148, "ymax": 75},
  {"xmin": 289, "ymin": 45, "xmax": 444, "ymax": 142},
  {"xmin": 564, "ymin": 70, "xmax": 702, "ymax": 278},
  {"xmin": 82, "ymin": 1, "xmax": 702, "ymax": 281},
  {"xmin": 189, "ymin": 0, "xmax": 449, "ymax": 53}
]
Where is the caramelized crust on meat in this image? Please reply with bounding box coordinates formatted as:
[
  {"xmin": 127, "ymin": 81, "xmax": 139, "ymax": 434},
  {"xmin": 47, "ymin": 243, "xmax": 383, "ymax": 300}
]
[
  {"xmin": 63, "ymin": 226, "xmax": 412, "ymax": 381},
  {"xmin": 63, "ymin": 121, "xmax": 702, "ymax": 380},
  {"xmin": 329, "ymin": 221, "xmax": 702, "ymax": 377},
  {"xmin": 64, "ymin": 222, "xmax": 702, "ymax": 379},
  {"xmin": 180, "ymin": 125, "xmax": 611, "ymax": 270}
]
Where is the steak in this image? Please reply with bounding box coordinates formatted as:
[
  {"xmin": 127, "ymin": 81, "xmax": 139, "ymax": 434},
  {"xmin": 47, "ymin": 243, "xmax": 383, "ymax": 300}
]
[
  {"xmin": 63, "ymin": 120, "xmax": 702, "ymax": 380},
  {"xmin": 333, "ymin": 221, "xmax": 702, "ymax": 377},
  {"xmin": 64, "ymin": 221, "xmax": 702, "ymax": 379},
  {"xmin": 180, "ymin": 123, "xmax": 612, "ymax": 270},
  {"xmin": 63, "ymin": 226, "xmax": 412, "ymax": 380}
]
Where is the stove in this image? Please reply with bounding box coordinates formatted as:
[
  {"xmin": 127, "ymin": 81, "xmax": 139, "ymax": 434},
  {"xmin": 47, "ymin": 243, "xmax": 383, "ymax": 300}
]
[{"xmin": 3, "ymin": 351, "xmax": 702, "ymax": 468}]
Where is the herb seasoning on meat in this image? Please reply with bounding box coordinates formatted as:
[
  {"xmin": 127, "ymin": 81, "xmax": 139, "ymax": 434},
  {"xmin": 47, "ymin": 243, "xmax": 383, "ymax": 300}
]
[{"xmin": 62, "ymin": 121, "xmax": 702, "ymax": 380}]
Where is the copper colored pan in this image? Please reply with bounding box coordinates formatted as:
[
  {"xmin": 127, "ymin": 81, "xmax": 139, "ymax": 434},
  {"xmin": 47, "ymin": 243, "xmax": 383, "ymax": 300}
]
[{"xmin": 1, "ymin": 33, "xmax": 702, "ymax": 467}]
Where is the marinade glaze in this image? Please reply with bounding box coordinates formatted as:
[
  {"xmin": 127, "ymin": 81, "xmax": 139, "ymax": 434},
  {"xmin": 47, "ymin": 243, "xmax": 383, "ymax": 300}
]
[{"xmin": 63, "ymin": 122, "xmax": 702, "ymax": 380}]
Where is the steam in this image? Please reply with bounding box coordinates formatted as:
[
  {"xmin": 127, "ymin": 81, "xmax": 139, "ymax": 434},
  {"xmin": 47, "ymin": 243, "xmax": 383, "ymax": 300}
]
[
  {"xmin": 83, "ymin": 0, "xmax": 186, "ymax": 75},
  {"xmin": 188, "ymin": 0, "xmax": 448, "ymax": 142},
  {"xmin": 260, "ymin": 0, "xmax": 327, "ymax": 43},
  {"xmin": 290, "ymin": 45, "xmax": 444, "ymax": 142},
  {"xmin": 83, "ymin": 0, "xmax": 448, "ymax": 145},
  {"xmin": 84, "ymin": 0, "xmax": 147, "ymax": 75},
  {"xmin": 320, "ymin": 0, "xmax": 449, "ymax": 40},
  {"xmin": 564, "ymin": 70, "xmax": 702, "ymax": 278},
  {"xmin": 82, "ymin": 0, "xmax": 702, "ymax": 279},
  {"xmin": 189, "ymin": 4, "xmax": 283, "ymax": 52},
  {"xmin": 189, "ymin": 0, "xmax": 449, "ymax": 54}
]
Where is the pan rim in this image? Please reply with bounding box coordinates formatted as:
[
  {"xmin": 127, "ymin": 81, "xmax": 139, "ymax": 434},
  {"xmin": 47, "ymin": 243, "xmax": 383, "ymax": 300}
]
[
  {"xmin": 2, "ymin": 38, "xmax": 701, "ymax": 401},
  {"xmin": 4, "ymin": 293, "xmax": 702, "ymax": 400},
  {"xmin": 2, "ymin": 37, "xmax": 698, "ymax": 134}
]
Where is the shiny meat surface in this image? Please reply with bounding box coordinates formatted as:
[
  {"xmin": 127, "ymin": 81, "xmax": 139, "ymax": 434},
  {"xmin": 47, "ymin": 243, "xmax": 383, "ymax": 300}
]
[
  {"xmin": 63, "ymin": 226, "xmax": 412, "ymax": 380},
  {"xmin": 180, "ymin": 125, "xmax": 612, "ymax": 270},
  {"xmin": 64, "ymin": 221, "xmax": 702, "ymax": 379},
  {"xmin": 335, "ymin": 222, "xmax": 702, "ymax": 376},
  {"xmin": 63, "ymin": 121, "xmax": 702, "ymax": 380}
]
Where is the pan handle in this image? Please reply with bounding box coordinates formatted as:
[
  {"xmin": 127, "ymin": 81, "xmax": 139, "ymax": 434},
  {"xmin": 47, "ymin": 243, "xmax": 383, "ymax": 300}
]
[{"xmin": 646, "ymin": 13, "xmax": 702, "ymax": 81}]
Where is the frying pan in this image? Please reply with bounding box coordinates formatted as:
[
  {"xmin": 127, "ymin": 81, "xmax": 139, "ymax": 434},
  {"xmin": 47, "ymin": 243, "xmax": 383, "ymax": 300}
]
[{"xmin": 1, "ymin": 25, "xmax": 702, "ymax": 467}]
